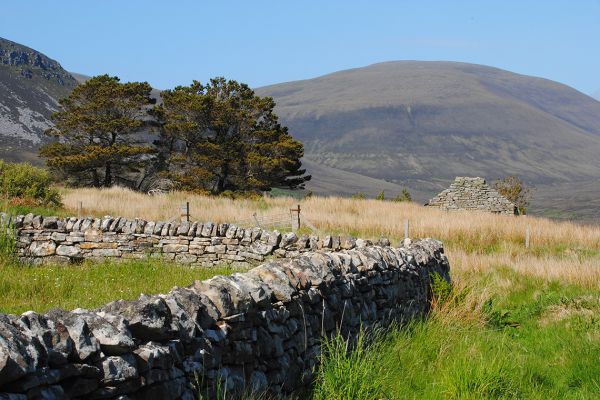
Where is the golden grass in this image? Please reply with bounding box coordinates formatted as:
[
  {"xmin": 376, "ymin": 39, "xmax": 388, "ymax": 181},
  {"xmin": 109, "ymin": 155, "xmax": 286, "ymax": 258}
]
[
  {"xmin": 448, "ymin": 249, "xmax": 600, "ymax": 290},
  {"xmin": 60, "ymin": 187, "xmax": 600, "ymax": 294},
  {"xmin": 61, "ymin": 186, "xmax": 600, "ymax": 251}
]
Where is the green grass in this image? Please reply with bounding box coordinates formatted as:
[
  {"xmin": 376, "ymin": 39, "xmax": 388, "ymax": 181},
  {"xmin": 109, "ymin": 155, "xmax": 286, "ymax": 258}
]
[
  {"xmin": 0, "ymin": 201, "xmax": 599, "ymax": 399},
  {"xmin": 313, "ymin": 328, "xmax": 392, "ymax": 400},
  {"xmin": 313, "ymin": 269, "xmax": 600, "ymax": 399},
  {"xmin": 0, "ymin": 257, "xmax": 246, "ymax": 314},
  {"xmin": 3, "ymin": 204, "xmax": 67, "ymax": 217}
]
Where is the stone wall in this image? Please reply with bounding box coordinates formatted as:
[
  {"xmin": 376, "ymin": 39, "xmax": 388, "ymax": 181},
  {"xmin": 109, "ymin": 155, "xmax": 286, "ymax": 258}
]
[
  {"xmin": 0, "ymin": 238, "xmax": 450, "ymax": 399},
  {"xmin": 425, "ymin": 177, "xmax": 517, "ymax": 215},
  {"xmin": 7, "ymin": 214, "xmax": 390, "ymax": 267}
]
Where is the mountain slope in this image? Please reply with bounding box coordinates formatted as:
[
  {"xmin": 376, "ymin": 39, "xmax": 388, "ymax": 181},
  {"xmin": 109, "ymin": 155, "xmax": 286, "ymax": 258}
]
[
  {"xmin": 301, "ymin": 158, "xmax": 429, "ymax": 199},
  {"xmin": 257, "ymin": 62, "xmax": 600, "ymax": 219},
  {"xmin": 0, "ymin": 37, "xmax": 76, "ymax": 162}
]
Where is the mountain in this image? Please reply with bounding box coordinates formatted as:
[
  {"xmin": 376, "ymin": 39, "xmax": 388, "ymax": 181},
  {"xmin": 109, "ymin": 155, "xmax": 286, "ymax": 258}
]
[
  {"xmin": 257, "ymin": 61, "xmax": 600, "ymax": 220},
  {"xmin": 593, "ymin": 89, "xmax": 600, "ymax": 101},
  {"xmin": 1, "ymin": 39, "xmax": 599, "ymax": 220},
  {"xmin": 0, "ymin": 37, "xmax": 77, "ymax": 162}
]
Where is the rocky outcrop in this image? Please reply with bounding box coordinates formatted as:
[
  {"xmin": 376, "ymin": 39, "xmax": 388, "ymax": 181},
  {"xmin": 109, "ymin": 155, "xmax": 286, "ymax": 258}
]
[
  {"xmin": 9, "ymin": 213, "xmax": 393, "ymax": 267},
  {"xmin": 426, "ymin": 177, "xmax": 517, "ymax": 215},
  {"xmin": 0, "ymin": 238, "xmax": 450, "ymax": 398},
  {"xmin": 0, "ymin": 37, "xmax": 76, "ymax": 86},
  {"xmin": 0, "ymin": 37, "xmax": 76, "ymax": 151}
]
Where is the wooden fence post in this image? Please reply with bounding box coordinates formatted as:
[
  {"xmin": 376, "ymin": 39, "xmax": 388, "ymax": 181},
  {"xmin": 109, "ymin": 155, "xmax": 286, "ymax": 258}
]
[
  {"xmin": 404, "ymin": 219, "xmax": 410, "ymax": 240},
  {"xmin": 181, "ymin": 202, "xmax": 190, "ymax": 222},
  {"xmin": 78, "ymin": 201, "xmax": 83, "ymax": 217},
  {"xmin": 253, "ymin": 213, "xmax": 262, "ymax": 228},
  {"xmin": 525, "ymin": 226, "xmax": 530, "ymax": 249},
  {"xmin": 290, "ymin": 204, "xmax": 301, "ymax": 231}
]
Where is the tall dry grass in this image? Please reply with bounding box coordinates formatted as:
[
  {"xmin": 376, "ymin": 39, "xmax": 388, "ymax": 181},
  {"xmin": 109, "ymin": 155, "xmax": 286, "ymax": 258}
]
[
  {"xmin": 61, "ymin": 187, "xmax": 600, "ymax": 251},
  {"xmin": 448, "ymin": 249, "xmax": 600, "ymax": 290}
]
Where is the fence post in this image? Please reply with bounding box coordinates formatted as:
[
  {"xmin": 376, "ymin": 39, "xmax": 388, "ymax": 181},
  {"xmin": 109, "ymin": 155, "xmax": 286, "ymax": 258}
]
[
  {"xmin": 253, "ymin": 213, "xmax": 262, "ymax": 228},
  {"xmin": 525, "ymin": 226, "xmax": 530, "ymax": 249},
  {"xmin": 404, "ymin": 219, "xmax": 410, "ymax": 240},
  {"xmin": 290, "ymin": 204, "xmax": 301, "ymax": 231},
  {"xmin": 181, "ymin": 202, "xmax": 190, "ymax": 222},
  {"xmin": 78, "ymin": 201, "xmax": 83, "ymax": 217}
]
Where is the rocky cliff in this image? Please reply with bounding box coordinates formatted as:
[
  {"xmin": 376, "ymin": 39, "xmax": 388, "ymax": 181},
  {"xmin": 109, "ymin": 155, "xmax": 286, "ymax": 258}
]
[{"xmin": 0, "ymin": 37, "xmax": 76, "ymax": 162}]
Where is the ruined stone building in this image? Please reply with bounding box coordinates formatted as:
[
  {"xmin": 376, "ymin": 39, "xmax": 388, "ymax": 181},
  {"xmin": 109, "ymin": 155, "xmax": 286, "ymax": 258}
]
[{"xmin": 426, "ymin": 177, "xmax": 518, "ymax": 215}]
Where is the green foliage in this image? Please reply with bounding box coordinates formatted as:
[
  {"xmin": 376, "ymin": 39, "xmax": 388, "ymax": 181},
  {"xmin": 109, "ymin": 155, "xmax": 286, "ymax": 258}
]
[
  {"xmin": 313, "ymin": 271, "xmax": 600, "ymax": 399},
  {"xmin": 0, "ymin": 223, "xmax": 16, "ymax": 261},
  {"xmin": 375, "ymin": 190, "xmax": 385, "ymax": 201},
  {"xmin": 155, "ymin": 77, "xmax": 310, "ymax": 194},
  {"xmin": 482, "ymin": 299, "xmax": 515, "ymax": 329},
  {"xmin": 39, "ymin": 75, "xmax": 156, "ymax": 188},
  {"xmin": 2, "ymin": 204, "xmax": 65, "ymax": 218},
  {"xmin": 313, "ymin": 329, "xmax": 391, "ymax": 400},
  {"xmin": 430, "ymin": 272, "xmax": 452, "ymax": 303},
  {"xmin": 494, "ymin": 176, "xmax": 532, "ymax": 215},
  {"xmin": 0, "ymin": 161, "xmax": 61, "ymax": 206},
  {"xmin": 392, "ymin": 188, "xmax": 412, "ymax": 202},
  {"xmin": 351, "ymin": 192, "xmax": 366, "ymax": 200}
]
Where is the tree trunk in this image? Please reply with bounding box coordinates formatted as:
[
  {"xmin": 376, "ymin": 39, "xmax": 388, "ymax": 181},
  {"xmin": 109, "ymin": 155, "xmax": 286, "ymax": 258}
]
[
  {"xmin": 216, "ymin": 163, "xmax": 229, "ymax": 193},
  {"xmin": 92, "ymin": 170, "xmax": 100, "ymax": 188},
  {"xmin": 216, "ymin": 176, "xmax": 225, "ymax": 193},
  {"xmin": 104, "ymin": 163, "xmax": 112, "ymax": 187}
]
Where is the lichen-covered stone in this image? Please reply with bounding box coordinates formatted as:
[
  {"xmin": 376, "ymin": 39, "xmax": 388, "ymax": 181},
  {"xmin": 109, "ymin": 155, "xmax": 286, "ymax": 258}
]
[
  {"xmin": 28, "ymin": 241, "xmax": 55, "ymax": 257},
  {"xmin": 5, "ymin": 213, "xmax": 454, "ymax": 396},
  {"xmin": 55, "ymin": 245, "xmax": 80, "ymax": 258}
]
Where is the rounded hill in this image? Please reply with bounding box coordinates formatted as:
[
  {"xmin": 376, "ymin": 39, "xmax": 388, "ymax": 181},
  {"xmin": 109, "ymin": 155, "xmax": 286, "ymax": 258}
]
[{"xmin": 257, "ymin": 61, "xmax": 600, "ymax": 189}]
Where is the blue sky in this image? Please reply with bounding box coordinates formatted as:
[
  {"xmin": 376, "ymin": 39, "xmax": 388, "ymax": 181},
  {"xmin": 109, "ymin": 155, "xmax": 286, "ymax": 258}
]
[{"xmin": 2, "ymin": 1, "xmax": 599, "ymax": 94}]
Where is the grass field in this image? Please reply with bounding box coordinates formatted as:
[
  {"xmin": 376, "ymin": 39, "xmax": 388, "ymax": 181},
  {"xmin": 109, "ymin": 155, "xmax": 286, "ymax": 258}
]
[
  {"xmin": 61, "ymin": 187, "xmax": 600, "ymax": 251},
  {"xmin": 2, "ymin": 187, "xmax": 599, "ymax": 398},
  {"xmin": 314, "ymin": 257, "xmax": 600, "ymax": 399},
  {"xmin": 0, "ymin": 257, "xmax": 245, "ymax": 315}
]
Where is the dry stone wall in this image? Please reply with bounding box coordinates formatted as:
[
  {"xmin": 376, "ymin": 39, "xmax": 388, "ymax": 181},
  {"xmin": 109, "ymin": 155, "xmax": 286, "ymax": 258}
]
[
  {"xmin": 7, "ymin": 214, "xmax": 389, "ymax": 267},
  {"xmin": 426, "ymin": 177, "xmax": 517, "ymax": 215},
  {"xmin": 0, "ymin": 236, "xmax": 450, "ymax": 399}
]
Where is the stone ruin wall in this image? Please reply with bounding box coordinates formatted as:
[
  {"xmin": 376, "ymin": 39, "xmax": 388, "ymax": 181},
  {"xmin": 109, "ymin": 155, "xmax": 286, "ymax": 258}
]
[
  {"xmin": 426, "ymin": 177, "xmax": 517, "ymax": 215},
  {"xmin": 0, "ymin": 237, "xmax": 449, "ymax": 399},
  {"xmin": 7, "ymin": 213, "xmax": 391, "ymax": 267},
  {"xmin": 0, "ymin": 213, "xmax": 451, "ymax": 399}
]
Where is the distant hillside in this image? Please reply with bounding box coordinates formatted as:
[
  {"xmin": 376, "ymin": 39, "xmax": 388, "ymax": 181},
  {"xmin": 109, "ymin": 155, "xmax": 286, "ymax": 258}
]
[
  {"xmin": 0, "ymin": 37, "xmax": 76, "ymax": 162},
  {"xmin": 257, "ymin": 61, "xmax": 600, "ymax": 220},
  {"xmin": 1, "ymin": 40, "xmax": 600, "ymax": 220},
  {"xmin": 70, "ymin": 72, "xmax": 90, "ymax": 84},
  {"xmin": 300, "ymin": 158, "xmax": 430, "ymax": 200},
  {"xmin": 593, "ymin": 89, "xmax": 600, "ymax": 101}
]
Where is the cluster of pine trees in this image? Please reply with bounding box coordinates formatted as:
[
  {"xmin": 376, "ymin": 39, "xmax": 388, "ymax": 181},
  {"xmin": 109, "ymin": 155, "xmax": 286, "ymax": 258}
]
[{"xmin": 40, "ymin": 75, "xmax": 310, "ymax": 195}]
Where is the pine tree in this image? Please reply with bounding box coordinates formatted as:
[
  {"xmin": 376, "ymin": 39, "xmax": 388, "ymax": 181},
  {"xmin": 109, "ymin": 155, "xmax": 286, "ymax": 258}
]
[
  {"xmin": 155, "ymin": 77, "xmax": 310, "ymax": 194},
  {"xmin": 39, "ymin": 75, "xmax": 156, "ymax": 187}
]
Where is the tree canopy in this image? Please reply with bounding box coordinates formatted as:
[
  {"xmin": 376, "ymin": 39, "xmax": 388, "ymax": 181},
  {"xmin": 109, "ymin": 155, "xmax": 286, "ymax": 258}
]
[
  {"xmin": 39, "ymin": 75, "xmax": 156, "ymax": 188},
  {"xmin": 154, "ymin": 77, "xmax": 310, "ymax": 194}
]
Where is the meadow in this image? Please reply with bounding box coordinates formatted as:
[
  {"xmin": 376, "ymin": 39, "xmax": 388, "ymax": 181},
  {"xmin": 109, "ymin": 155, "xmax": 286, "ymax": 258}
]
[{"xmin": 1, "ymin": 187, "xmax": 599, "ymax": 398}]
